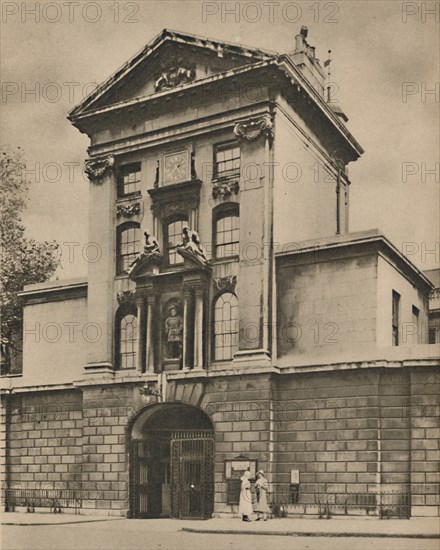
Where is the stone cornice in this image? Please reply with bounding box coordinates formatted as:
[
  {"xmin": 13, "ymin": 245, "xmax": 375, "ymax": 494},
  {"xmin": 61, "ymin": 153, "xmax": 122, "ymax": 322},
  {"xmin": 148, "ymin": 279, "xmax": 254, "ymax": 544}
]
[
  {"xmin": 148, "ymin": 179, "xmax": 202, "ymax": 215},
  {"xmin": 3, "ymin": 356, "xmax": 439, "ymax": 394},
  {"xmin": 276, "ymin": 230, "xmax": 433, "ymax": 294},
  {"xmin": 70, "ymin": 57, "xmax": 362, "ymax": 160},
  {"xmin": 18, "ymin": 279, "xmax": 87, "ymax": 305},
  {"xmin": 87, "ymin": 103, "xmax": 272, "ymax": 158}
]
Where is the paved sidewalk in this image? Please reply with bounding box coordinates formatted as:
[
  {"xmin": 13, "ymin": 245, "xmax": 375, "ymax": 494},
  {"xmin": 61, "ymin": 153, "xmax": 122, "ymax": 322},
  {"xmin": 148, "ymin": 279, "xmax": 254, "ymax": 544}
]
[
  {"xmin": 1, "ymin": 512, "xmax": 439, "ymax": 538},
  {"xmin": 0, "ymin": 512, "xmax": 124, "ymax": 526},
  {"xmin": 181, "ymin": 516, "xmax": 440, "ymax": 539}
]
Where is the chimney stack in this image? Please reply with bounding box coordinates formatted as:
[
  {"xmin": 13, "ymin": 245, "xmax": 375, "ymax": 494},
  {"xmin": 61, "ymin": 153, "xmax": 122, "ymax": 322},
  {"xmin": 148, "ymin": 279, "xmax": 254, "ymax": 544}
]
[{"xmin": 290, "ymin": 27, "xmax": 325, "ymax": 97}]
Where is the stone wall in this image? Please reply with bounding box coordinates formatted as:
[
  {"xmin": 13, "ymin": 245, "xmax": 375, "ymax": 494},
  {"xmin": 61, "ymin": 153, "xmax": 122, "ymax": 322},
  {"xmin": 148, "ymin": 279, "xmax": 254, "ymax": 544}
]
[
  {"xmin": 7, "ymin": 391, "xmax": 83, "ymax": 491},
  {"xmin": 2, "ymin": 365, "xmax": 439, "ymax": 517},
  {"xmin": 270, "ymin": 366, "xmax": 439, "ymax": 517},
  {"xmin": 277, "ymin": 250, "xmax": 378, "ymax": 358},
  {"xmin": 201, "ymin": 373, "xmax": 273, "ymax": 515}
]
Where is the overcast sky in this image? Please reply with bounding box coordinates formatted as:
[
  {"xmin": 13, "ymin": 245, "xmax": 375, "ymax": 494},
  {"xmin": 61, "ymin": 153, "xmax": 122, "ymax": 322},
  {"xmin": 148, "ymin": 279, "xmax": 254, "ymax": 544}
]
[{"xmin": 2, "ymin": 0, "xmax": 439, "ymax": 279}]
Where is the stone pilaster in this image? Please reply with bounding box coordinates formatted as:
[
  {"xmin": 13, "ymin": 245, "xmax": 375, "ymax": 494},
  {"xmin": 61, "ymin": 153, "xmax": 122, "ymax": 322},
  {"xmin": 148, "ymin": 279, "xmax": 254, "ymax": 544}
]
[
  {"xmin": 84, "ymin": 155, "xmax": 116, "ymax": 375},
  {"xmin": 146, "ymin": 293, "xmax": 156, "ymax": 373},
  {"xmin": 193, "ymin": 284, "xmax": 206, "ymax": 369},
  {"xmin": 135, "ymin": 295, "xmax": 146, "ymax": 373},
  {"xmin": 182, "ymin": 286, "xmax": 193, "ymax": 369}
]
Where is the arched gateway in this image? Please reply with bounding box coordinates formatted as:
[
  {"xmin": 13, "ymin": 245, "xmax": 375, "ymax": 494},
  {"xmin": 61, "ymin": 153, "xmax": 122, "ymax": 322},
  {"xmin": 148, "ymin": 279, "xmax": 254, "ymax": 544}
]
[{"xmin": 128, "ymin": 402, "xmax": 214, "ymax": 519}]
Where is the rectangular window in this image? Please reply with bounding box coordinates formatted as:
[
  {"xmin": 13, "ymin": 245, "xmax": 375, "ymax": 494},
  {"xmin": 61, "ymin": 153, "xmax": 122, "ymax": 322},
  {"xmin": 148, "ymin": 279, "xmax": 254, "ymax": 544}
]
[
  {"xmin": 117, "ymin": 224, "xmax": 140, "ymax": 274},
  {"xmin": 429, "ymin": 328, "xmax": 437, "ymax": 344},
  {"xmin": 214, "ymin": 144, "xmax": 240, "ymax": 180},
  {"xmin": 215, "ymin": 208, "xmax": 239, "ymax": 259},
  {"xmin": 392, "ymin": 290, "xmax": 400, "ymax": 346},
  {"xmin": 165, "ymin": 217, "xmax": 188, "ymax": 265},
  {"xmin": 412, "ymin": 305, "xmax": 420, "ymax": 344},
  {"xmin": 118, "ymin": 163, "xmax": 141, "ymax": 197}
]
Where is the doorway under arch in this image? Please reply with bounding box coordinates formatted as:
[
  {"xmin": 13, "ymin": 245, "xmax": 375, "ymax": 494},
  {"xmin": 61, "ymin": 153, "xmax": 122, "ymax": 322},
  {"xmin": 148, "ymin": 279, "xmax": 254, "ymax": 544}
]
[{"xmin": 128, "ymin": 402, "xmax": 214, "ymax": 519}]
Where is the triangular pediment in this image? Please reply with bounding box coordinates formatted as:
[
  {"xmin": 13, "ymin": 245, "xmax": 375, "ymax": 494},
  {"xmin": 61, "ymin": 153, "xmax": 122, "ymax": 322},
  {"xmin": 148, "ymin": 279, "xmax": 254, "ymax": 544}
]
[
  {"xmin": 69, "ymin": 29, "xmax": 275, "ymax": 118},
  {"xmin": 128, "ymin": 251, "xmax": 164, "ymax": 280}
]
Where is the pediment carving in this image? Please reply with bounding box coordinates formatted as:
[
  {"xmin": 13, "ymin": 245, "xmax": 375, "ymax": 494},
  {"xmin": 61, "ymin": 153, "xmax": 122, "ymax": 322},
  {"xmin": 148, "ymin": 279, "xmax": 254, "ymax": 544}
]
[{"xmin": 154, "ymin": 62, "xmax": 196, "ymax": 92}]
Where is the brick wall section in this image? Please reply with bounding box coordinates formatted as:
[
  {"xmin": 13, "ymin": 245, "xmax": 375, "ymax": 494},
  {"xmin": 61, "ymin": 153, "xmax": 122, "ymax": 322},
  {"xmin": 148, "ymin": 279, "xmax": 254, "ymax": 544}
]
[
  {"xmin": 201, "ymin": 374, "xmax": 272, "ymax": 515},
  {"xmin": 410, "ymin": 367, "xmax": 440, "ymax": 516},
  {"xmin": 272, "ymin": 370, "xmax": 380, "ymax": 508},
  {"xmin": 7, "ymin": 391, "xmax": 82, "ymax": 491},
  {"xmin": 81, "ymin": 384, "xmax": 135, "ymax": 513},
  {"xmin": 378, "ymin": 370, "xmax": 411, "ymax": 514}
]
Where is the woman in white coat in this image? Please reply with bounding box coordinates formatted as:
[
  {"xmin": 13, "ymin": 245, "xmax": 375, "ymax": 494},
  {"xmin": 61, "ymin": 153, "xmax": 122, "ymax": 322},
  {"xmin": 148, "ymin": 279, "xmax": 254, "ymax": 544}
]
[{"xmin": 238, "ymin": 470, "xmax": 253, "ymax": 521}]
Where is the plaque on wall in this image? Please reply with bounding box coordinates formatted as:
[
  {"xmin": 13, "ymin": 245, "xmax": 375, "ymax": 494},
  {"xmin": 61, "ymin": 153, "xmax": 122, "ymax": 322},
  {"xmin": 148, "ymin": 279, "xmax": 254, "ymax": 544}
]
[
  {"xmin": 224, "ymin": 456, "xmax": 258, "ymax": 480},
  {"xmin": 162, "ymin": 150, "xmax": 190, "ymax": 185}
]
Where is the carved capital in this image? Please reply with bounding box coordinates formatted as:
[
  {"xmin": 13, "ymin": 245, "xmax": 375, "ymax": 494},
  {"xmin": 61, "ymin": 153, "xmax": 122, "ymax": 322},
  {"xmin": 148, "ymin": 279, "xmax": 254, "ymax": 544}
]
[
  {"xmin": 214, "ymin": 275, "xmax": 237, "ymax": 293},
  {"xmin": 116, "ymin": 202, "xmax": 141, "ymax": 218},
  {"xmin": 84, "ymin": 155, "xmax": 114, "ymax": 181},
  {"xmin": 234, "ymin": 114, "xmax": 274, "ymax": 142},
  {"xmin": 117, "ymin": 290, "xmax": 135, "ymax": 305}
]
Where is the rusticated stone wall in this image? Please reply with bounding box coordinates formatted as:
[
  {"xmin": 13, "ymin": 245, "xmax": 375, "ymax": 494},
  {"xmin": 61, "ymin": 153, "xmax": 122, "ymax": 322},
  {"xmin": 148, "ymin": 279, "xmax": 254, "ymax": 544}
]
[{"xmin": 3, "ymin": 365, "xmax": 439, "ymax": 517}]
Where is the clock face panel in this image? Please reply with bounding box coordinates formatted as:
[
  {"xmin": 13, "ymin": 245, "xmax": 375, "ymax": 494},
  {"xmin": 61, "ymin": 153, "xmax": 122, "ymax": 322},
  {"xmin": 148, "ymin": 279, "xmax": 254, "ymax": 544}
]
[{"xmin": 163, "ymin": 151, "xmax": 189, "ymax": 185}]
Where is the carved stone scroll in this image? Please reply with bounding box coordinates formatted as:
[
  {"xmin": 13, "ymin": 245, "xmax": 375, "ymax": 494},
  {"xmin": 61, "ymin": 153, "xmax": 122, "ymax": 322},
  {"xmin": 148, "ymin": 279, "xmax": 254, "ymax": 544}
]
[
  {"xmin": 234, "ymin": 114, "xmax": 274, "ymax": 142},
  {"xmin": 84, "ymin": 155, "xmax": 114, "ymax": 181}
]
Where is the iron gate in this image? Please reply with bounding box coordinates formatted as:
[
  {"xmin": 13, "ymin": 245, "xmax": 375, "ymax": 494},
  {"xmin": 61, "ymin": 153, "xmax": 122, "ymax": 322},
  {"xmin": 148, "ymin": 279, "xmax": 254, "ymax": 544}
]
[
  {"xmin": 130, "ymin": 430, "xmax": 214, "ymax": 519},
  {"xmin": 171, "ymin": 430, "xmax": 214, "ymax": 519}
]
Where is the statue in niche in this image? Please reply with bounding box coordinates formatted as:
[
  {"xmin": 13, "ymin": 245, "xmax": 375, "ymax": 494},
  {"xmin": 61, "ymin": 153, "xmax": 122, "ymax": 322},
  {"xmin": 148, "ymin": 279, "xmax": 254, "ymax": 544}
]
[
  {"xmin": 164, "ymin": 303, "xmax": 183, "ymax": 359},
  {"xmin": 177, "ymin": 226, "xmax": 208, "ymax": 266},
  {"xmin": 143, "ymin": 230, "xmax": 160, "ymax": 255}
]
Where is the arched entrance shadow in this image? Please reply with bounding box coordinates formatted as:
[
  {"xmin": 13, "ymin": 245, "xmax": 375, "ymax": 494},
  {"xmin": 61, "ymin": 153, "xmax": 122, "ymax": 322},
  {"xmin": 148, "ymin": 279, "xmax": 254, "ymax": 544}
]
[{"xmin": 127, "ymin": 402, "xmax": 214, "ymax": 519}]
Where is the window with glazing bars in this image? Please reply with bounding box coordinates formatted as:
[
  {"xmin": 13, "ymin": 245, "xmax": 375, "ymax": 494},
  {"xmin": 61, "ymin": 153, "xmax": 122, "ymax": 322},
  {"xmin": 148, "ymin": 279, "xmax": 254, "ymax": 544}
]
[
  {"xmin": 214, "ymin": 145, "xmax": 240, "ymax": 180},
  {"xmin": 213, "ymin": 292, "xmax": 239, "ymax": 361},
  {"xmin": 118, "ymin": 310, "xmax": 137, "ymax": 369},
  {"xmin": 117, "ymin": 223, "xmax": 140, "ymax": 274},
  {"xmin": 118, "ymin": 163, "xmax": 141, "ymax": 197},
  {"xmin": 165, "ymin": 216, "xmax": 188, "ymax": 265},
  {"xmin": 215, "ymin": 208, "xmax": 239, "ymax": 259}
]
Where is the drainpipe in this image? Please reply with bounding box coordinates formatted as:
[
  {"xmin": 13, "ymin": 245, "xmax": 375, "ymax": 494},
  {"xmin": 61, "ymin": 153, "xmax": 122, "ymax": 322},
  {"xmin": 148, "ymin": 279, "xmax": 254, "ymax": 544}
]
[{"xmin": 336, "ymin": 164, "xmax": 341, "ymax": 235}]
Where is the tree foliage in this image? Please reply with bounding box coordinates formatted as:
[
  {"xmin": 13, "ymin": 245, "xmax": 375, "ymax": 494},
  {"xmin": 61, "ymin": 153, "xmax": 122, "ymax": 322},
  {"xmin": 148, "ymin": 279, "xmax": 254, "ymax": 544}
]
[{"xmin": 1, "ymin": 145, "xmax": 60, "ymax": 371}]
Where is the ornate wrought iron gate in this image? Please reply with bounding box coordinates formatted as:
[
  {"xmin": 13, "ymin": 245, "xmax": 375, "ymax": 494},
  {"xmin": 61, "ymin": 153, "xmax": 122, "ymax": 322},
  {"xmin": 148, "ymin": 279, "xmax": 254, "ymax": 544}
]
[
  {"xmin": 130, "ymin": 430, "xmax": 214, "ymax": 519},
  {"xmin": 171, "ymin": 430, "xmax": 214, "ymax": 519}
]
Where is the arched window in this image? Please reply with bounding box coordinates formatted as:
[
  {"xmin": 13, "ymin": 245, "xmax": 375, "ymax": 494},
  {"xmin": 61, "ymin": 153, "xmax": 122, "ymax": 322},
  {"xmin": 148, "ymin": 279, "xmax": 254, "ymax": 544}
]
[
  {"xmin": 213, "ymin": 292, "xmax": 239, "ymax": 361},
  {"xmin": 116, "ymin": 304, "xmax": 138, "ymax": 369},
  {"xmin": 164, "ymin": 214, "xmax": 188, "ymax": 265},
  {"xmin": 213, "ymin": 204, "xmax": 239, "ymax": 259},
  {"xmin": 117, "ymin": 222, "xmax": 140, "ymax": 274}
]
